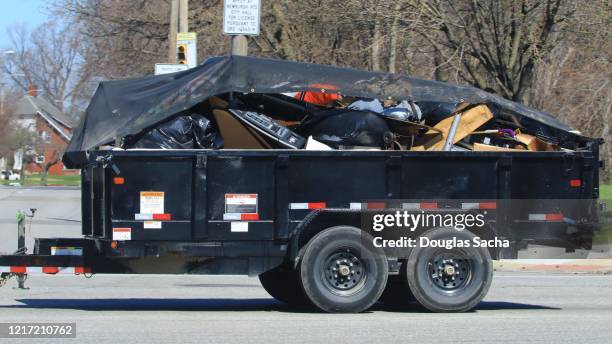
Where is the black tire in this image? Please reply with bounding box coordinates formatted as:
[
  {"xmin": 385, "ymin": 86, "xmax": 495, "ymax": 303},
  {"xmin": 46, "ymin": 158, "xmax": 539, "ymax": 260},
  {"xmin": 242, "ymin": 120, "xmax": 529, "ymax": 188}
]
[
  {"xmin": 406, "ymin": 228, "xmax": 493, "ymax": 312},
  {"xmin": 259, "ymin": 265, "xmax": 309, "ymax": 306},
  {"xmin": 299, "ymin": 226, "xmax": 388, "ymax": 313}
]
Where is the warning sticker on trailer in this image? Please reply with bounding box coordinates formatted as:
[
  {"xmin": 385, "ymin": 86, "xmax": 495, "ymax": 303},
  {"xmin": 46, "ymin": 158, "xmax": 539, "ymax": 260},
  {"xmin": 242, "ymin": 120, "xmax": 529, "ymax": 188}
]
[
  {"xmin": 113, "ymin": 228, "xmax": 132, "ymax": 241},
  {"xmin": 225, "ymin": 194, "xmax": 258, "ymax": 214},
  {"xmin": 140, "ymin": 191, "xmax": 165, "ymax": 214},
  {"xmin": 143, "ymin": 221, "xmax": 162, "ymax": 229}
]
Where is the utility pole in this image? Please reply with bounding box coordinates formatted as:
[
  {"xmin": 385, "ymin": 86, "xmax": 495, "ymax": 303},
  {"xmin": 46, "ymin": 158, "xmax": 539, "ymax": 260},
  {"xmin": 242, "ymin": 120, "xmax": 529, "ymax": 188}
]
[
  {"xmin": 168, "ymin": 0, "xmax": 179, "ymax": 63},
  {"xmin": 231, "ymin": 36, "xmax": 248, "ymax": 56},
  {"xmin": 179, "ymin": 0, "xmax": 189, "ymax": 32}
]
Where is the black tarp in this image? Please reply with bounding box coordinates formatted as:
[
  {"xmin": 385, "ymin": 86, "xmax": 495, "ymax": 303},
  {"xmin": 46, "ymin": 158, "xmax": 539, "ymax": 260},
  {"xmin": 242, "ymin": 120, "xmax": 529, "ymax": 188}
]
[{"xmin": 64, "ymin": 55, "xmax": 576, "ymax": 167}]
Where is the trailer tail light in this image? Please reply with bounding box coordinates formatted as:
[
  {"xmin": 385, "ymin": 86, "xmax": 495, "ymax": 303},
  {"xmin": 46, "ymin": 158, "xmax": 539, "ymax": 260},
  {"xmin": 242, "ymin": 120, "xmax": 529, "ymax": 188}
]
[
  {"xmin": 570, "ymin": 179, "xmax": 581, "ymax": 187},
  {"xmin": 113, "ymin": 177, "xmax": 125, "ymax": 185}
]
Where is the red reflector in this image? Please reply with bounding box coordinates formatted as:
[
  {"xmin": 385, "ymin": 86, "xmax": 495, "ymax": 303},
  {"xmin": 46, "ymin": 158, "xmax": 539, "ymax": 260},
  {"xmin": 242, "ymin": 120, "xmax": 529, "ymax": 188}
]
[
  {"xmin": 420, "ymin": 202, "xmax": 438, "ymax": 210},
  {"xmin": 545, "ymin": 213, "xmax": 564, "ymax": 221},
  {"xmin": 308, "ymin": 202, "xmax": 326, "ymax": 209},
  {"xmin": 113, "ymin": 177, "xmax": 125, "ymax": 185},
  {"xmin": 366, "ymin": 202, "xmax": 386, "ymax": 209},
  {"xmin": 479, "ymin": 202, "xmax": 497, "ymax": 209},
  {"xmin": 43, "ymin": 267, "xmax": 59, "ymax": 274},
  {"xmin": 152, "ymin": 213, "xmax": 171, "ymax": 221},
  {"xmin": 10, "ymin": 266, "xmax": 26, "ymax": 273},
  {"xmin": 570, "ymin": 179, "xmax": 581, "ymax": 187},
  {"xmin": 240, "ymin": 213, "xmax": 260, "ymax": 221},
  {"xmin": 75, "ymin": 267, "xmax": 92, "ymax": 274}
]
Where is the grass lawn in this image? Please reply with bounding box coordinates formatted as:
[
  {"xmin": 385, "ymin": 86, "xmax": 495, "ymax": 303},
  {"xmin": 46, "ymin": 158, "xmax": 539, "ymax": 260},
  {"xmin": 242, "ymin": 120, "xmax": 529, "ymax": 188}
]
[
  {"xmin": 600, "ymin": 184, "xmax": 612, "ymax": 200},
  {"xmin": 1, "ymin": 173, "xmax": 81, "ymax": 186}
]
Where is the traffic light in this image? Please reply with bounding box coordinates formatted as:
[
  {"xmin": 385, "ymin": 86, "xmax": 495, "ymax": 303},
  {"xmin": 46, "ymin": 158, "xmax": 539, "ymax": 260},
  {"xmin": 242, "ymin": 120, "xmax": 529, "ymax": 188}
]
[{"xmin": 177, "ymin": 44, "xmax": 187, "ymax": 65}]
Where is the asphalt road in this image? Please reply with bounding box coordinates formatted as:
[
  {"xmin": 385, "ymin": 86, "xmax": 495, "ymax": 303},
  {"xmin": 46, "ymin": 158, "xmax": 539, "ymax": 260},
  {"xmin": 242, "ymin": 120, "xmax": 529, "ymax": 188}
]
[
  {"xmin": 0, "ymin": 186, "xmax": 81, "ymax": 254},
  {"xmin": 0, "ymin": 273, "xmax": 611, "ymax": 343},
  {"xmin": 1, "ymin": 186, "xmax": 612, "ymax": 343}
]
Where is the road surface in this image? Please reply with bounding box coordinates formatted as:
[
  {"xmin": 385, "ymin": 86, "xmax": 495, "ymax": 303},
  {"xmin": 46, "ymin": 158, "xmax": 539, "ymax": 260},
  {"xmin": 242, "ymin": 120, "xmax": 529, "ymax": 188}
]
[{"xmin": 0, "ymin": 273, "xmax": 611, "ymax": 343}]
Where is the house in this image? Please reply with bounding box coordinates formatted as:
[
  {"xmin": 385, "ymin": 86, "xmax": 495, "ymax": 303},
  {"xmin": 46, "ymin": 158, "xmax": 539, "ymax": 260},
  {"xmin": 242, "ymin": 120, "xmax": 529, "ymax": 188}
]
[{"xmin": 13, "ymin": 86, "xmax": 78, "ymax": 176}]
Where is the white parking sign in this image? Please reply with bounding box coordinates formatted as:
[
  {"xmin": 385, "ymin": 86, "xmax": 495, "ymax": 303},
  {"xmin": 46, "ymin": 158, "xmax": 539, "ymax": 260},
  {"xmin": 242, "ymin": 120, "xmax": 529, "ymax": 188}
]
[{"xmin": 223, "ymin": 0, "xmax": 261, "ymax": 35}]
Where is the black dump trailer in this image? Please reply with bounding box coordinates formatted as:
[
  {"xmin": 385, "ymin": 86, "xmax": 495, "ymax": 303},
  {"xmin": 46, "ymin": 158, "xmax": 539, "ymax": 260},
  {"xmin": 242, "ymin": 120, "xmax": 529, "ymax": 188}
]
[{"xmin": 0, "ymin": 56, "xmax": 603, "ymax": 313}]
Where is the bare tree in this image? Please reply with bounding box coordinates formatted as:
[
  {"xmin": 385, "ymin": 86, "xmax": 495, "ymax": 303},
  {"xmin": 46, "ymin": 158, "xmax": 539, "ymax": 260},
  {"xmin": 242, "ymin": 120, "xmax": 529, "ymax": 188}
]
[
  {"xmin": 2, "ymin": 22, "xmax": 94, "ymax": 116},
  {"xmin": 412, "ymin": 0, "xmax": 578, "ymax": 103}
]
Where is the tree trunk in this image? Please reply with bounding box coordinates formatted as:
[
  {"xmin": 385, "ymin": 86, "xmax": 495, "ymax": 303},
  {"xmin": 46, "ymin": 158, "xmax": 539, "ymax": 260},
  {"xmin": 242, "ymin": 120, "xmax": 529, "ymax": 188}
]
[
  {"xmin": 41, "ymin": 168, "xmax": 48, "ymax": 186},
  {"xmin": 388, "ymin": 3, "xmax": 402, "ymax": 73},
  {"xmin": 371, "ymin": 19, "xmax": 382, "ymax": 72}
]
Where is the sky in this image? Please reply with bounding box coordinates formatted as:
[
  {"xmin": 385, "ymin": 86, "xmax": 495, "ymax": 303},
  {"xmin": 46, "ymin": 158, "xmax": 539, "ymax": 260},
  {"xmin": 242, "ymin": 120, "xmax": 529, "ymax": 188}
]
[{"xmin": 0, "ymin": 0, "xmax": 51, "ymax": 49}]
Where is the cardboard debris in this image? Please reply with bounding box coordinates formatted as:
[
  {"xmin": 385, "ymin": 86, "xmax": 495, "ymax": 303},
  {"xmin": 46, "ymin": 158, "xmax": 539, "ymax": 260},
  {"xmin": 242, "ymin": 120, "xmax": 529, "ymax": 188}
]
[
  {"xmin": 515, "ymin": 133, "xmax": 559, "ymax": 151},
  {"xmin": 411, "ymin": 105, "xmax": 494, "ymax": 151}
]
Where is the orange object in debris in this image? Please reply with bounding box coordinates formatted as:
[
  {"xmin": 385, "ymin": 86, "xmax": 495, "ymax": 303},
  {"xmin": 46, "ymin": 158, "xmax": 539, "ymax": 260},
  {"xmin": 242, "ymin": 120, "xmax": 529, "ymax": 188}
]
[{"xmin": 295, "ymin": 84, "xmax": 340, "ymax": 106}]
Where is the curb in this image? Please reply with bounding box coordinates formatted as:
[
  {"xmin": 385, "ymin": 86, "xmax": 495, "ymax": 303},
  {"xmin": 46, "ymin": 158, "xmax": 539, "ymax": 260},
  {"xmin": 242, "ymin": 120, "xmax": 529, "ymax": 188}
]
[{"xmin": 495, "ymin": 259, "xmax": 612, "ymax": 274}]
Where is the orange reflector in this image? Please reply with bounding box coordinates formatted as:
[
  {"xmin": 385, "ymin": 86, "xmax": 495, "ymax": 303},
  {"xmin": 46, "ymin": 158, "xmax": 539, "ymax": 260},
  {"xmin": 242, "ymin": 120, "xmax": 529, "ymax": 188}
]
[
  {"xmin": 43, "ymin": 267, "xmax": 59, "ymax": 274},
  {"xmin": 570, "ymin": 179, "xmax": 581, "ymax": 187},
  {"xmin": 308, "ymin": 202, "xmax": 327, "ymax": 209},
  {"xmin": 366, "ymin": 202, "xmax": 386, "ymax": 210},
  {"xmin": 545, "ymin": 213, "xmax": 564, "ymax": 221},
  {"xmin": 420, "ymin": 202, "xmax": 438, "ymax": 210},
  {"xmin": 110, "ymin": 241, "xmax": 118, "ymax": 249},
  {"xmin": 75, "ymin": 267, "xmax": 92, "ymax": 274},
  {"xmin": 10, "ymin": 266, "xmax": 26, "ymax": 273},
  {"xmin": 240, "ymin": 213, "xmax": 260, "ymax": 221},
  {"xmin": 479, "ymin": 202, "xmax": 497, "ymax": 209},
  {"xmin": 152, "ymin": 213, "xmax": 172, "ymax": 221},
  {"xmin": 113, "ymin": 177, "xmax": 125, "ymax": 185}
]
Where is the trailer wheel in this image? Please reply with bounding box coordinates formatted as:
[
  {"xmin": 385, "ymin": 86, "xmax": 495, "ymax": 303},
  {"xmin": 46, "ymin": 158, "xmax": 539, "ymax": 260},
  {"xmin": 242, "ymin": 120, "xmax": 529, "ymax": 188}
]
[
  {"xmin": 259, "ymin": 266, "xmax": 309, "ymax": 306},
  {"xmin": 406, "ymin": 228, "xmax": 492, "ymax": 312},
  {"xmin": 299, "ymin": 226, "xmax": 388, "ymax": 313}
]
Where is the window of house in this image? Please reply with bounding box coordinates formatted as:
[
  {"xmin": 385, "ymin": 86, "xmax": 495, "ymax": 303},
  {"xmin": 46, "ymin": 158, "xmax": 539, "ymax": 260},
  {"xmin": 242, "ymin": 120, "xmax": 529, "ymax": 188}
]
[{"xmin": 39, "ymin": 131, "xmax": 51, "ymax": 143}]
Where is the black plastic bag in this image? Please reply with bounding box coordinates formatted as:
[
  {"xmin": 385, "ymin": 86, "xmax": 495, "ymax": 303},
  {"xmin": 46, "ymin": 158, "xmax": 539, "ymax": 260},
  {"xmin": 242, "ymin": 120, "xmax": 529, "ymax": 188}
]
[
  {"xmin": 299, "ymin": 109, "xmax": 393, "ymax": 148},
  {"xmin": 125, "ymin": 114, "xmax": 222, "ymax": 149}
]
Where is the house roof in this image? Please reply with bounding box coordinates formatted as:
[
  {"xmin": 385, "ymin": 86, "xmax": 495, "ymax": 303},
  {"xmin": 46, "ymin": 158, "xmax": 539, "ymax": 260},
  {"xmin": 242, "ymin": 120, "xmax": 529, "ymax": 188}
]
[{"xmin": 14, "ymin": 95, "xmax": 75, "ymax": 141}]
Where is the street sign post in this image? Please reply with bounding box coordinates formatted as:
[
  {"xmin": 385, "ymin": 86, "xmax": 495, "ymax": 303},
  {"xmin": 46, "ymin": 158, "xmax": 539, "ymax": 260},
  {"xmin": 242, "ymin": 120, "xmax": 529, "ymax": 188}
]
[
  {"xmin": 154, "ymin": 63, "xmax": 189, "ymax": 75},
  {"xmin": 223, "ymin": 0, "xmax": 261, "ymax": 36}
]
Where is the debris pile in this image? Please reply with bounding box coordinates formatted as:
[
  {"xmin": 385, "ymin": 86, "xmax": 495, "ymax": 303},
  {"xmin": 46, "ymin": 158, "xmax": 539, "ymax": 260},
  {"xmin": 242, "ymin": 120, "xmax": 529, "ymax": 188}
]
[{"xmin": 122, "ymin": 91, "xmax": 569, "ymax": 152}]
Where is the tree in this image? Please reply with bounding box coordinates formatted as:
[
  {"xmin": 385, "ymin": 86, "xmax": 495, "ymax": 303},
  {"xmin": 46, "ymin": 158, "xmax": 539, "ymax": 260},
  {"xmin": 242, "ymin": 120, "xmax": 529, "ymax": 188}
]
[
  {"xmin": 2, "ymin": 21, "xmax": 95, "ymax": 116},
  {"xmin": 412, "ymin": 0, "xmax": 578, "ymax": 103}
]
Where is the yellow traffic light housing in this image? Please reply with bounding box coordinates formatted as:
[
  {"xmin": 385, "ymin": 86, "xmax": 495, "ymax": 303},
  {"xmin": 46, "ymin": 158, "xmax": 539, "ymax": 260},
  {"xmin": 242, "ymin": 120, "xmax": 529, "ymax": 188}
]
[{"xmin": 177, "ymin": 44, "xmax": 187, "ymax": 64}]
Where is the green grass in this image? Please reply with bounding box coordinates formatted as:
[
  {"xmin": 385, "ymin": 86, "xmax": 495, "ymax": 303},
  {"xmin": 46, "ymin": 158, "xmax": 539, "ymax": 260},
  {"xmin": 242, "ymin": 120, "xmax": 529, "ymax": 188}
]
[
  {"xmin": 1, "ymin": 173, "xmax": 80, "ymax": 186},
  {"xmin": 600, "ymin": 184, "xmax": 612, "ymax": 200}
]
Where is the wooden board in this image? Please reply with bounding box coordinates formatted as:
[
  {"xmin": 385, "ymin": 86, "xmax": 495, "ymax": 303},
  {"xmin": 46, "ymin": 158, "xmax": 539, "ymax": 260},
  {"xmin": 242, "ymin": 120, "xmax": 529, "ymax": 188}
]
[
  {"xmin": 472, "ymin": 143, "xmax": 526, "ymax": 152},
  {"xmin": 411, "ymin": 105, "xmax": 494, "ymax": 151}
]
